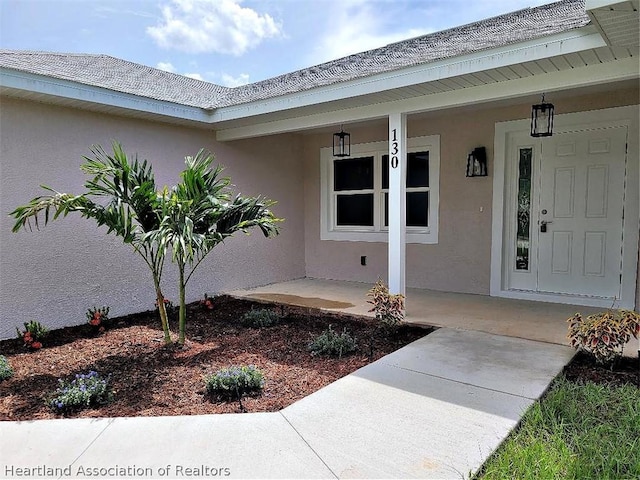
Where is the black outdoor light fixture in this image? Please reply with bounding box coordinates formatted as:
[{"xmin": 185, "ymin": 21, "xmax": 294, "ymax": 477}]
[
  {"xmin": 531, "ymin": 93, "xmax": 554, "ymax": 137},
  {"xmin": 333, "ymin": 125, "xmax": 351, "ymax": 157},
  {"xmin": 466, "ymin": 146, "xmax": 488, "ymax": 177}
]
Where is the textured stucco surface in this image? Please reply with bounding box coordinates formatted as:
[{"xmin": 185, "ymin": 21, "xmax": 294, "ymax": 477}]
[
  {"xmin": 1, "ymin": 87, "xmax": 638, "ymax": 339},
  {"xmin": 303, "ymin": 87, "xmax": 640, "ymax": 300},
  {"xmin": 0, "ymin": 98, "xmax": 305, "ymax": 339}
]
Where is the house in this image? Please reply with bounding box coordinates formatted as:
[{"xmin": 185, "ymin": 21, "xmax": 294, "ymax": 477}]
[{"xmin": 1, "ymin": 0, "xmax": 638, "ymax": 339}]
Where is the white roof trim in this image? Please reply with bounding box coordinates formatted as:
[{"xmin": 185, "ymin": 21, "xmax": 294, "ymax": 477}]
[
  {"xmin": 211, "ymin": 27, "xmax": 606, "ymax": 123},
  {"xmin": 0, "ymin": 69, "xmax": 212, "ymax": 123},
  {"xmin": 216, "ymin": 56, "xmax": 639, "ymax": 141},
  {"xmin": 1, "ymin": 26, "xmax": 606, "ymax": 128}
]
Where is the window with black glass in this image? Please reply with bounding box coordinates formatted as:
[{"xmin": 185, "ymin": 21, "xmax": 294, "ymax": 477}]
[
  {"xmin": 323, "ymin": 137, "xmax": 440, "ymax": 243},
  {"xmin": 382, "ymin": 152, "xmax": 430, "ymax": 228},
  {"xmin": 334, "ymin": 156, "xmax": 374, "ymax": 226}
]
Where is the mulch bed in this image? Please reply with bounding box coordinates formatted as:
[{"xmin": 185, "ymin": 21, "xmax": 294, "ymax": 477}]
[
  {"xmin": 0, "ymin": 296, "xmax": 431, "ymax": 421},
  {"xmin": 563, "ymin": 350, "xmax": 639, "ymax": 388},
  {"xmin": 1, "ymin": 297, "xmax": 637, "ymax": 422}
]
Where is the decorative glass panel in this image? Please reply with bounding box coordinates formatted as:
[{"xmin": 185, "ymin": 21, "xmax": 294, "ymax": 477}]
[
  {"xmin": 383, "ymin": 192, "xmax": 429, "ymax": 227},
  {"xmin": 334, "ymin": 157, "xmax": 373, "ymax": 191},
  {"xmin": 516, "ymin": 148, "xmax": 533, "ymax": 270},
  {"xmin": 337, "ymin": 194, "xmax": 374, "ymax": 226}
]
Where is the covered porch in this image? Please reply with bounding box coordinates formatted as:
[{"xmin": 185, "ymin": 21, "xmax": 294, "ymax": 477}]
[{"xmin": 228, "ymin": 278, "xmax": 636, "ymax": 356}]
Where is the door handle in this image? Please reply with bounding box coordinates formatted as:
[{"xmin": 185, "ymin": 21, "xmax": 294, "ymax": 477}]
[{"xmin": 540, "ymin": 220, "xmax": 553, "ymax": 233}]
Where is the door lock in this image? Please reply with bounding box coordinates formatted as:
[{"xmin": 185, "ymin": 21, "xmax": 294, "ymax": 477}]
[{"xmin": 540, "ymin": 220, "xmax": 553, "ymax": 233}]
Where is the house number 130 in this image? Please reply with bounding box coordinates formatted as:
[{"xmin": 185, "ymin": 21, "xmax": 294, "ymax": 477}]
[{"xmin": 390, "ymin": 128, "xmax": 399, "ymax": 168}]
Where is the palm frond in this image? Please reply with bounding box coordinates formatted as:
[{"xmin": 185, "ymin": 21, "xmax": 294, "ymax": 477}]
[{"xmin": 10, "ymin": 189, "xmax": 89, "ymax": 233}]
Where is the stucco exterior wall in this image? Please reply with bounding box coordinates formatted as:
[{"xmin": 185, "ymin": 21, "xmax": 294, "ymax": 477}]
[
  {"xmin": 0, "ymin": 98, "xmax": 305, "ymax": 339},
  {"xmin": 303, "ymin": 87, "xmax": 640, "ymax": 302}
]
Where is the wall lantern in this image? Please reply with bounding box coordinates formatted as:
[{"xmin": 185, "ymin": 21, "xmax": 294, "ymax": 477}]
[
  {"xmin": 466, "ymin": 146, "xmax": 488, "ymax": 177},
  {"xmin": 530, "ymin": 93, "xmax": 554, "ymax": 137},
  {"xmin": 333, "ymin": 126, "xmax": 351, "ymax": 157}
]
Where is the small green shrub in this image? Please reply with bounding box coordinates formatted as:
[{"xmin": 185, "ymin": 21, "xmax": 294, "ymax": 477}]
[
  {"xmin": 367, "ymin": 278, "xmax": 405, "ymax": 329},
  {"xmin": 16, "ymin": 320, "xmax": 49, "ymax": 350},
  {"xmin": 308, "ymin": 325, "xmax": 357, "ymax": 358},
  {"xmin": 567, "ymin": 310, "xmax": 640, "ymax": 365},
  {"xmin": 241, "ymin": 308, "xmax": 281, "ymax": 328},
  {"xmin": 205, "ymin": 365, "xmax": 265, "ymax": 399},
  {"xmin": 49, "ymin": 371, "xmax": 113, "ymax": 413},
  {"xmin": 0, "ymin": 355, "xmax": 14, "ymax": 381}
]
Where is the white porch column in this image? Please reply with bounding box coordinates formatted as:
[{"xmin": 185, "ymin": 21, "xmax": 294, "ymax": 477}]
[{"xmin": 388, "ymin": 113, "xmax": 407, "ymax": 296}]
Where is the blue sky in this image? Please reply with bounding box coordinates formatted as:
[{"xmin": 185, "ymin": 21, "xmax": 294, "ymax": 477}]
[{"xmin": 1, "ymin": 0, "xmax": 551, "ymax": 87}]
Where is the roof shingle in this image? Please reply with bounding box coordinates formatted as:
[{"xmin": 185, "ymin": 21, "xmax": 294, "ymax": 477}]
[{"xmin": 0, "ymin": 0, "xmax": 589, "ymax": 110}]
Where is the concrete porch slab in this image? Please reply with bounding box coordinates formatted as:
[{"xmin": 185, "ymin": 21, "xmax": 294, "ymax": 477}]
[{"xmin": 228, "ymin": 278, "xmax": 629, "ymax": 351}]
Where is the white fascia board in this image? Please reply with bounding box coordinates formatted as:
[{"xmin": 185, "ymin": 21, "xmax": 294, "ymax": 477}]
[
  {"xmin": 216, "ymin": 56, "xmax": 639, "ymax": 141},
  {"xmin": 0, "ymin": 69, "xmax": 212, "ymax": 123},
  {"xmin": 211, "ymin": 27, "xmax": 606, "ymax": 124}
]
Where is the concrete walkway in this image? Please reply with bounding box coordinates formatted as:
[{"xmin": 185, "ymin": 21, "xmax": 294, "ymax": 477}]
[{"xmin": 0, "ymin": 328, "xmax": 574, "ymax": 479}]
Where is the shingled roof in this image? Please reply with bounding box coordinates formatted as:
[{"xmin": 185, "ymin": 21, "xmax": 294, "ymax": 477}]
[
  {"xmin": 0, "ymin": 0, "xmax": 589, "ymax": 110},
  {"xmin": 220, "ymin": 0, "xmax": 590, "ymax": 107},
  {"xmin": 0, "ymin": 51, "xmax": 231, "ymax": 108}
]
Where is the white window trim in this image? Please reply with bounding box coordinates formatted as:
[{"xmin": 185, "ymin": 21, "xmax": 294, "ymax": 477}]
[{"xmin": 321, "ymin": 135, "xmax": 440, "ymax": 244}]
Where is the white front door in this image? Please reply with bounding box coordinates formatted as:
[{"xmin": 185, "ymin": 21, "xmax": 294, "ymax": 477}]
[
  {"xmin": 504, "ymin": 126, "xmax": 628, "ymax": 302},
  {"xmin": 537, "ymin": 127, "xmax": 627, "ymax": 299}
]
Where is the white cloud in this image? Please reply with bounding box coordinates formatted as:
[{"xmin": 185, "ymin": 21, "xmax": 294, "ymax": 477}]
[
  {"xmin": 184, "ymin": 72, "xmax": 204, "ymax": 81},
  {"xmin": 147, "ymin": 0, "xmax": 282, "ymax": 56},
  {"xmin": 156, "ymin": 61, "xmax": 177, "ymax": 72},
  {"xmin": 309, "ymin": 0, "xmax": 430, "ymax": 65},
  {"xmin": 221, "ymin": 73, "xmax": 250, "ymax": 87}
]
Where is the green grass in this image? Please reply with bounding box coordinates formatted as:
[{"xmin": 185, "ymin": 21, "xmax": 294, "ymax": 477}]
[{"xmin": 477, "ymin": 377, "xmax": 640, "ymax": 480}]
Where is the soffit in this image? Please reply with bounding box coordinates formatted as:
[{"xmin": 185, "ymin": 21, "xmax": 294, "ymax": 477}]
[
  {"xmin": 587, "ymin": 0, "xmax": 640, "ymax": 47},
  {"xmin": 212, "ymin": 45, "xmax": 639, "ymax": 137}
]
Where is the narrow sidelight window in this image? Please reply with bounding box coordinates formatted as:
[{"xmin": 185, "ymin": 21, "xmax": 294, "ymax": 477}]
[{"xmin": 516, "ymin": 147, "xmax": 533, "ymax": 270}]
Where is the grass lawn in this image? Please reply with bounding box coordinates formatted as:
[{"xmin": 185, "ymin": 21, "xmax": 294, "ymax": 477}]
[{"xmin": 477, "ymin": 376, "xmax": 640, "ymax": 479}]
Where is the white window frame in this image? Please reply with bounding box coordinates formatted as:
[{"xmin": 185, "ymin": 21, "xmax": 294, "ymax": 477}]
[{"xmin": 320, "ymin": 135, "xmax": 440, "ymax": 244}]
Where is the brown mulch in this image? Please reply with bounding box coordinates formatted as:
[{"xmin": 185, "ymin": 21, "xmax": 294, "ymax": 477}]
[
  {"xmin": 1, "ymin": 297, "xmax": 637, "ymax": 421},
  {"xmin": 0, "ymin": 296, "xmax": 431, "ymax": 421},
  {"xmin": 563, "ymin": 350, "xmax": 639, "ymax": 388}
]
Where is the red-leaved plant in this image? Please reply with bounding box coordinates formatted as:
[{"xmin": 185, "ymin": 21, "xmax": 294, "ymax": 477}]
[
  {"xmin": 567, "ymin": 310, "xmax": 640, "ymax": 365},
  {"xmin": 86, "ymin": 306, "xmax": 110, "ymax": 333},
  {"xmin": 16, "ymin": 320, "xmax": 49, "ymax": 351},
  {"xmin": 200, "ymin": 293, "xmax": 215, "ymax": 310},
  {"xmin": 367, "ymin": 278, "xmax": 405, "ymax": 330}
]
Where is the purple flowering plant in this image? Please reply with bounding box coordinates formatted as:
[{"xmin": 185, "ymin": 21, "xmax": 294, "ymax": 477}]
[{"xmin": 49, "ymin": 370, "xmax": 113, "ymax": 413}]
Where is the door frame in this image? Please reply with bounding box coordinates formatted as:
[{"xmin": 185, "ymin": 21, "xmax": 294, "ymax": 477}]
[{"xmin": 491, "ymin": 105, "xmax": 639, "ymax": 309}]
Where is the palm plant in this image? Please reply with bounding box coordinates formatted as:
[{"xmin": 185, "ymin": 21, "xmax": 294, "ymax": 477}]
[
  {"xmin": 10, "ymin": 143, "xmax": 173, "ymax": 344},
  {"xmin": 147, "ymin": 150, "xmax": 281, "ymax": 345}
]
